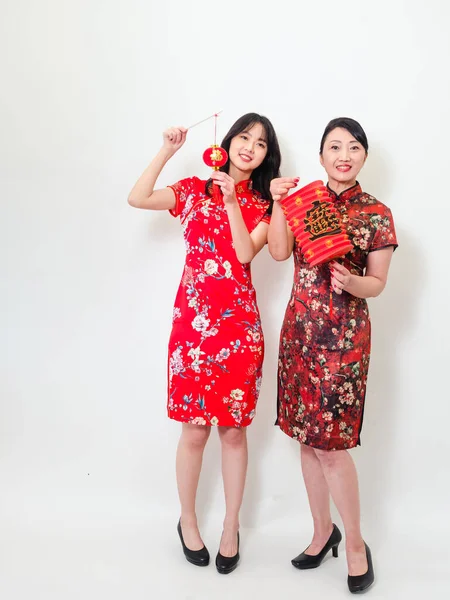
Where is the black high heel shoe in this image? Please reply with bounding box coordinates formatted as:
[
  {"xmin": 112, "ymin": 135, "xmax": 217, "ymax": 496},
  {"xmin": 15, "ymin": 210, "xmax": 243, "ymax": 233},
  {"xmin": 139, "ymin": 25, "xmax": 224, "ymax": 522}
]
[
  {"xmin": 291, "ymin": 524, "xmax": 342, "ymax": 569},
  {"xmin": 177, "ymin": 519, "xmax": 210, "ymax": 567},
  {"xmin": 347, "ymin": 543, "xmax": 374, "ymax": 594},
  {"xmin": 215, "ymin": 532, "xmax": 240, "ymax": 574}
]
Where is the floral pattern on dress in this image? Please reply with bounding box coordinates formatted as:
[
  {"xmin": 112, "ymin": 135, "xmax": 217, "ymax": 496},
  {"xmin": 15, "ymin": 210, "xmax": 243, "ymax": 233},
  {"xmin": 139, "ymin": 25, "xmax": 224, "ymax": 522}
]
[
  {"xmin": 276, "ymin": 182, "xmax": 397, "ymax": 450},
  {"xmin": 167, "ymin": 177, "xmax": 270, "ymax": 427}
]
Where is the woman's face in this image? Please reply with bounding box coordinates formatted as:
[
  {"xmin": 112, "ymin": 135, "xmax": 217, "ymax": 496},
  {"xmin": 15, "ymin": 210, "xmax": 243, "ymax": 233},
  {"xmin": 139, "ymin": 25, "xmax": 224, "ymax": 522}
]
[
  {"xmin": 228, "ymin": 122, "xmax": 268, "ymax": 177},
  {"xmin": 320, "ymin": 127, "xmax": 367, "ymax": 189}
]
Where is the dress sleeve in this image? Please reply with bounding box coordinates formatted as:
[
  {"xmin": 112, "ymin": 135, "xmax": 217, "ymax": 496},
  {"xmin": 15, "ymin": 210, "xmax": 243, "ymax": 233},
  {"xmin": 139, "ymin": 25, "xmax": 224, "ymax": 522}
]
[
  {"xmin": 167, "ymin": 177, "xmax": 197, "ymax": 218},
  {"xmin": 369, "ymin": 205, "xmax": 398, "ymax": 252}
]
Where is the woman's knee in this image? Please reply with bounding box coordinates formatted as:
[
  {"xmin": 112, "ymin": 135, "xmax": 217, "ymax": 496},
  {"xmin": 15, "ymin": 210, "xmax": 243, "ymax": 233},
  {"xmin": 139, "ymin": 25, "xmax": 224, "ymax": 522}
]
[
  {"xmin": 314, "ymin": 447, "xmax": 347, "ymax": 468},
  {"xmin": 181, "ymin": 423, "xmax": 211, "ymax": 449},
  {"xmin": 218, "ymin": 426, "xmax": 247, "ymax": 449}
]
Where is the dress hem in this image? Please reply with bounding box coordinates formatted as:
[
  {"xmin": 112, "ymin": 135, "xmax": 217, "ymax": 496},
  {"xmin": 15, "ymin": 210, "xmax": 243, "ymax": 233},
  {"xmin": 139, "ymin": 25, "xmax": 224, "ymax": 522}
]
[
  {"xmin": 168, "ymin": 413, "xmax": 253, "ymax": 428},
  {"xmin": 275, "ymin": 419, "xmax": 360, "ymax": 451}
]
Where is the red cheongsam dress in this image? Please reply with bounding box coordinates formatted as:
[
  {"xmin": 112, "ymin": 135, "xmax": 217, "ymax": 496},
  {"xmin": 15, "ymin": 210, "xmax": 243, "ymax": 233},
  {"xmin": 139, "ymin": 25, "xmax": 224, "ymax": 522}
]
[{"xmin": 167, "ymin": 177, "xmax": 270, "ymax": 427}]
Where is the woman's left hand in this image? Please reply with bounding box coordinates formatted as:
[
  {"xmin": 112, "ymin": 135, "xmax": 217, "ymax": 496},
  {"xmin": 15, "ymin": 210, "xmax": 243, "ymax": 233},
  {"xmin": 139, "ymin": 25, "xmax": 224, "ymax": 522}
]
[
  {"xmin": 211, "ymin": 172, "xmax": 237, "ymax": 205},
  {"xmin": 330, "ymin": 261, "xmax": 352, "ymax": 294}
]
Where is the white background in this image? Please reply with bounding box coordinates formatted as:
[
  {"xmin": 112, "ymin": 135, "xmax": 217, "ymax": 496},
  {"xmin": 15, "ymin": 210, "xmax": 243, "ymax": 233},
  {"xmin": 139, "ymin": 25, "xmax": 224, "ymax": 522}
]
[{"xmin": 1, "ymin": 0, "xmax": 449, "ymax": 598}]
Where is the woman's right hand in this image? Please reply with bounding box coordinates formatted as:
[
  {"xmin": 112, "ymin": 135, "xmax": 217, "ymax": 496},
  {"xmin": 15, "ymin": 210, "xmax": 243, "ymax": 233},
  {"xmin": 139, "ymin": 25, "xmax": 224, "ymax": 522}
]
[
  {"xmin": 270, "ymin": 177, "xmax": 299, "ymax": 202},
  {"xmin": 163, "ymin": 126, "xmax": 188, "ymax": 154}
]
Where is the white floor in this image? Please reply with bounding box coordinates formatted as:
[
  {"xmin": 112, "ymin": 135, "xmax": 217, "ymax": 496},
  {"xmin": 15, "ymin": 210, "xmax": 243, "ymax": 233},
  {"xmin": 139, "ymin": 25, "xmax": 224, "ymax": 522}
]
[{"xmin": 1, "ymin": 515, "xmax": 448, "ymax": 600}]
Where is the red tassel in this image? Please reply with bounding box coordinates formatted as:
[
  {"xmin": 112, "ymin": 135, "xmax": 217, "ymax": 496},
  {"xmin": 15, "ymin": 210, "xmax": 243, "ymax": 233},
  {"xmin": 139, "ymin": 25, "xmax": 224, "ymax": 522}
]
[{"xmin": 212, "ymin": 182, "xmax": 222, "ymax": 203}]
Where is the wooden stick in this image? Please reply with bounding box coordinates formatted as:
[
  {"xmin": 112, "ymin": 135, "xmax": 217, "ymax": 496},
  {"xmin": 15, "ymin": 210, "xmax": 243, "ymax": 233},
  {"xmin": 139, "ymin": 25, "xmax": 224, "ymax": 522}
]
[{"xmin": 187, "ymin": 109, "xmax": 223, "ymax": 130}]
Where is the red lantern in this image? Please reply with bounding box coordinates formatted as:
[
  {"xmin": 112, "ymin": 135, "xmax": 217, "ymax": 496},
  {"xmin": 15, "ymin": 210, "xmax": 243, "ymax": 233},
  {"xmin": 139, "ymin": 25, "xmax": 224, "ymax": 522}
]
[
  {"xmin": 280, "ymin": 180, "xmax": 353, "ymax": 317},
  {"xmin": 188, "ymin": 110, "xmax": 228, "ymax": 202},
  {"xmin": 202, "ymin": 145, "xmax": 228, "ymax": 169},
  {"xmin": 280, "ymin": 181, "xmax": 353, "ymax": 266},
  {"xmin": 203, "ymin": 144, "xmax": 228, "ymax": 202}
]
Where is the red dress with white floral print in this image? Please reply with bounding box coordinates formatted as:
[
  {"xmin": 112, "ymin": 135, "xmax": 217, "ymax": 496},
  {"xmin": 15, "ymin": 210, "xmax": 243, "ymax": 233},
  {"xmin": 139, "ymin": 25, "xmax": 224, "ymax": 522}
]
[
  {"xmin": 277, "ymin": 183, "xmax": 398, "ymax": 450},
  {"xmin": 167, "ymin": 177, "xmax": 270, "ymax": 427}
]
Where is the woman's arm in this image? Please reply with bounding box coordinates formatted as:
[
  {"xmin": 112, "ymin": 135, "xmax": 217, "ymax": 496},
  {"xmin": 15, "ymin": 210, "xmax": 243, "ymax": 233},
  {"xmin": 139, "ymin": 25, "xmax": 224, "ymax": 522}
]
[
  {"xmin": 267, "ymin": 177, "xmax": 298, "ymax": 261},
  {"xmin": 212, "ymin": 171, "xmax": 269, "ymax": 264},
  {"xmin": 127, "ymin": 126, "xmax": 187, "ymax": 210},
  {"xmin": 226, "ymin": 202, "xmax": 269, "ymax": 263},
  {"xmin": 331, "ymin": 247, "xmax": 395, "ymax": 299},
  {"xmin": 268, "ymin": 201, "xmax": 295, "ymax": 261}
]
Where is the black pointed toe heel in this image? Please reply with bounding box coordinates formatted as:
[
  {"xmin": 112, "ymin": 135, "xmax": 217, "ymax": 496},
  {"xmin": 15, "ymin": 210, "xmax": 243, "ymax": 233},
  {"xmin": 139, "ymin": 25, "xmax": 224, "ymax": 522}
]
[
  {"xmin": 347, "ymin": 543, "xmax": 374, "ymax": 594},
  {"xmin": 215, "ymin": 532, "xmax": 240, "ymax": 574},
  {"xmin": 177, "ymin": 519, "xmax": 210, "ymax": 567},
  {"xmin": 291, "ymin": 524, "xmax": 342, "ymax": 570}
]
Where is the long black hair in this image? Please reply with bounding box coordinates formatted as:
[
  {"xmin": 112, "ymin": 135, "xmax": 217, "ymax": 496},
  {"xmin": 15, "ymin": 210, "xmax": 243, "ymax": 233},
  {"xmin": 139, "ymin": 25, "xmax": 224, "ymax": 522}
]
[
  {"xmin": 206, "ymin": 113, "xmax": 281, "ymax": 212},
  {"xmin": 319, "ymin": 117, "xmax": 369, "ymax": 155}
]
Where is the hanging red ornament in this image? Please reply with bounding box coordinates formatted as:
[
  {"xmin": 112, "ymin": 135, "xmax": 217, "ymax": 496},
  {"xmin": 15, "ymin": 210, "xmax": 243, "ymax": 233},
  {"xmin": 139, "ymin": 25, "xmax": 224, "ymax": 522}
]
[
  {"xmin": 203, "ymin": 144, "xmax": 228, "ymax": 202},
  {"xmin": 187, "ymin": 110, "xmax": 227, "ymax": 202},
  {"xmin": 202, "ymin": 145, "xmax": 228, "ymax": 169}
]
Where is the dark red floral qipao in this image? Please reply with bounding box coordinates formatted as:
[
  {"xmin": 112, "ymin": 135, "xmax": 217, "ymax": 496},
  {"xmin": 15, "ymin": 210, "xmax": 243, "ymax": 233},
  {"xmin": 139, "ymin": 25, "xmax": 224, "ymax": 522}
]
[
  {"xmin": 277, "ymin": 183, "xmax": 398, "ymax": 450},
  {"xmin": 167, "ymin": 177, "xmax": 270, "ymax": 428}
]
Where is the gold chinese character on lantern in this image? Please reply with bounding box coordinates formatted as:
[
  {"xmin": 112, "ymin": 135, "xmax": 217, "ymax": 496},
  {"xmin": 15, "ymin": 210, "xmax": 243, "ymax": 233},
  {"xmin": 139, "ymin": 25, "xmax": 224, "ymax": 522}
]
[
  {"xmin": 210, "ymin": 148, "xmax": 224, "ymax": 162},
  {"xmin": 304, "ymin": 200, "xmax": 341, "ymax": 241}
]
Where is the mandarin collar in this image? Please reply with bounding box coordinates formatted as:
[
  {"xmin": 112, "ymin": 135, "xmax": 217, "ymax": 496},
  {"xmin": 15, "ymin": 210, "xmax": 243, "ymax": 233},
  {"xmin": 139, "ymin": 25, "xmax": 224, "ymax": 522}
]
[
  {"xmin": 327, "ymin": 181, "xmax": 362, "ymax": 204},
  {"xmin": 235, "ymin": 179, "xmax": 253, "ymax": 194}
]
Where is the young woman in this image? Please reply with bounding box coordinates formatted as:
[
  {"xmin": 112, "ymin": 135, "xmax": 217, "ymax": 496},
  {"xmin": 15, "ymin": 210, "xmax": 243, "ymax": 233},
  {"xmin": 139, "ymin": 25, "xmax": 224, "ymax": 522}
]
[
  {"xmin": 268, "ymin": 117, "xmax": 397, "ymax": 593},
  {"xmin": 128, "ymin": 113, "xmax": 281, "ymax": 574}
]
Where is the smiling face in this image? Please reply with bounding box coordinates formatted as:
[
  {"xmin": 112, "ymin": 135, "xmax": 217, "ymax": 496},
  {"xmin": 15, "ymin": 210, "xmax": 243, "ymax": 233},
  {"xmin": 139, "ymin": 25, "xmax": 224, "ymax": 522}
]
[
  {"xmin": 320, "ymin": 127, "xmax": 367, "ymax": 193},
  {"xmin": 228, "ymin": 122, "xmax": 268, "ymax": 181}
]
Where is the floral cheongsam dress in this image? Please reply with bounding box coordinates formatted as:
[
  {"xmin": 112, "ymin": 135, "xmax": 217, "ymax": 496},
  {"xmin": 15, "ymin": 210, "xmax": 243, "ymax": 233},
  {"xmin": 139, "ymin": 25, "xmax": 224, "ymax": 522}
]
[
  {"xmin": 276, "ymin": 183, "xmax": 398, "ymax": 450},
  {"xmin": 167, "ymin": 177, "xmax": 270, "ymax": 427}
]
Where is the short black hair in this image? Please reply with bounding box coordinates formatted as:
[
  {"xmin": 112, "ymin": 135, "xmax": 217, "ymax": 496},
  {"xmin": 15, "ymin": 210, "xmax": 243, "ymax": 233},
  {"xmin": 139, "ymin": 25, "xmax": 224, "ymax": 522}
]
[{"xmin": 319, "ymin": 117, "xmax": 369, "ymax": 154}]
